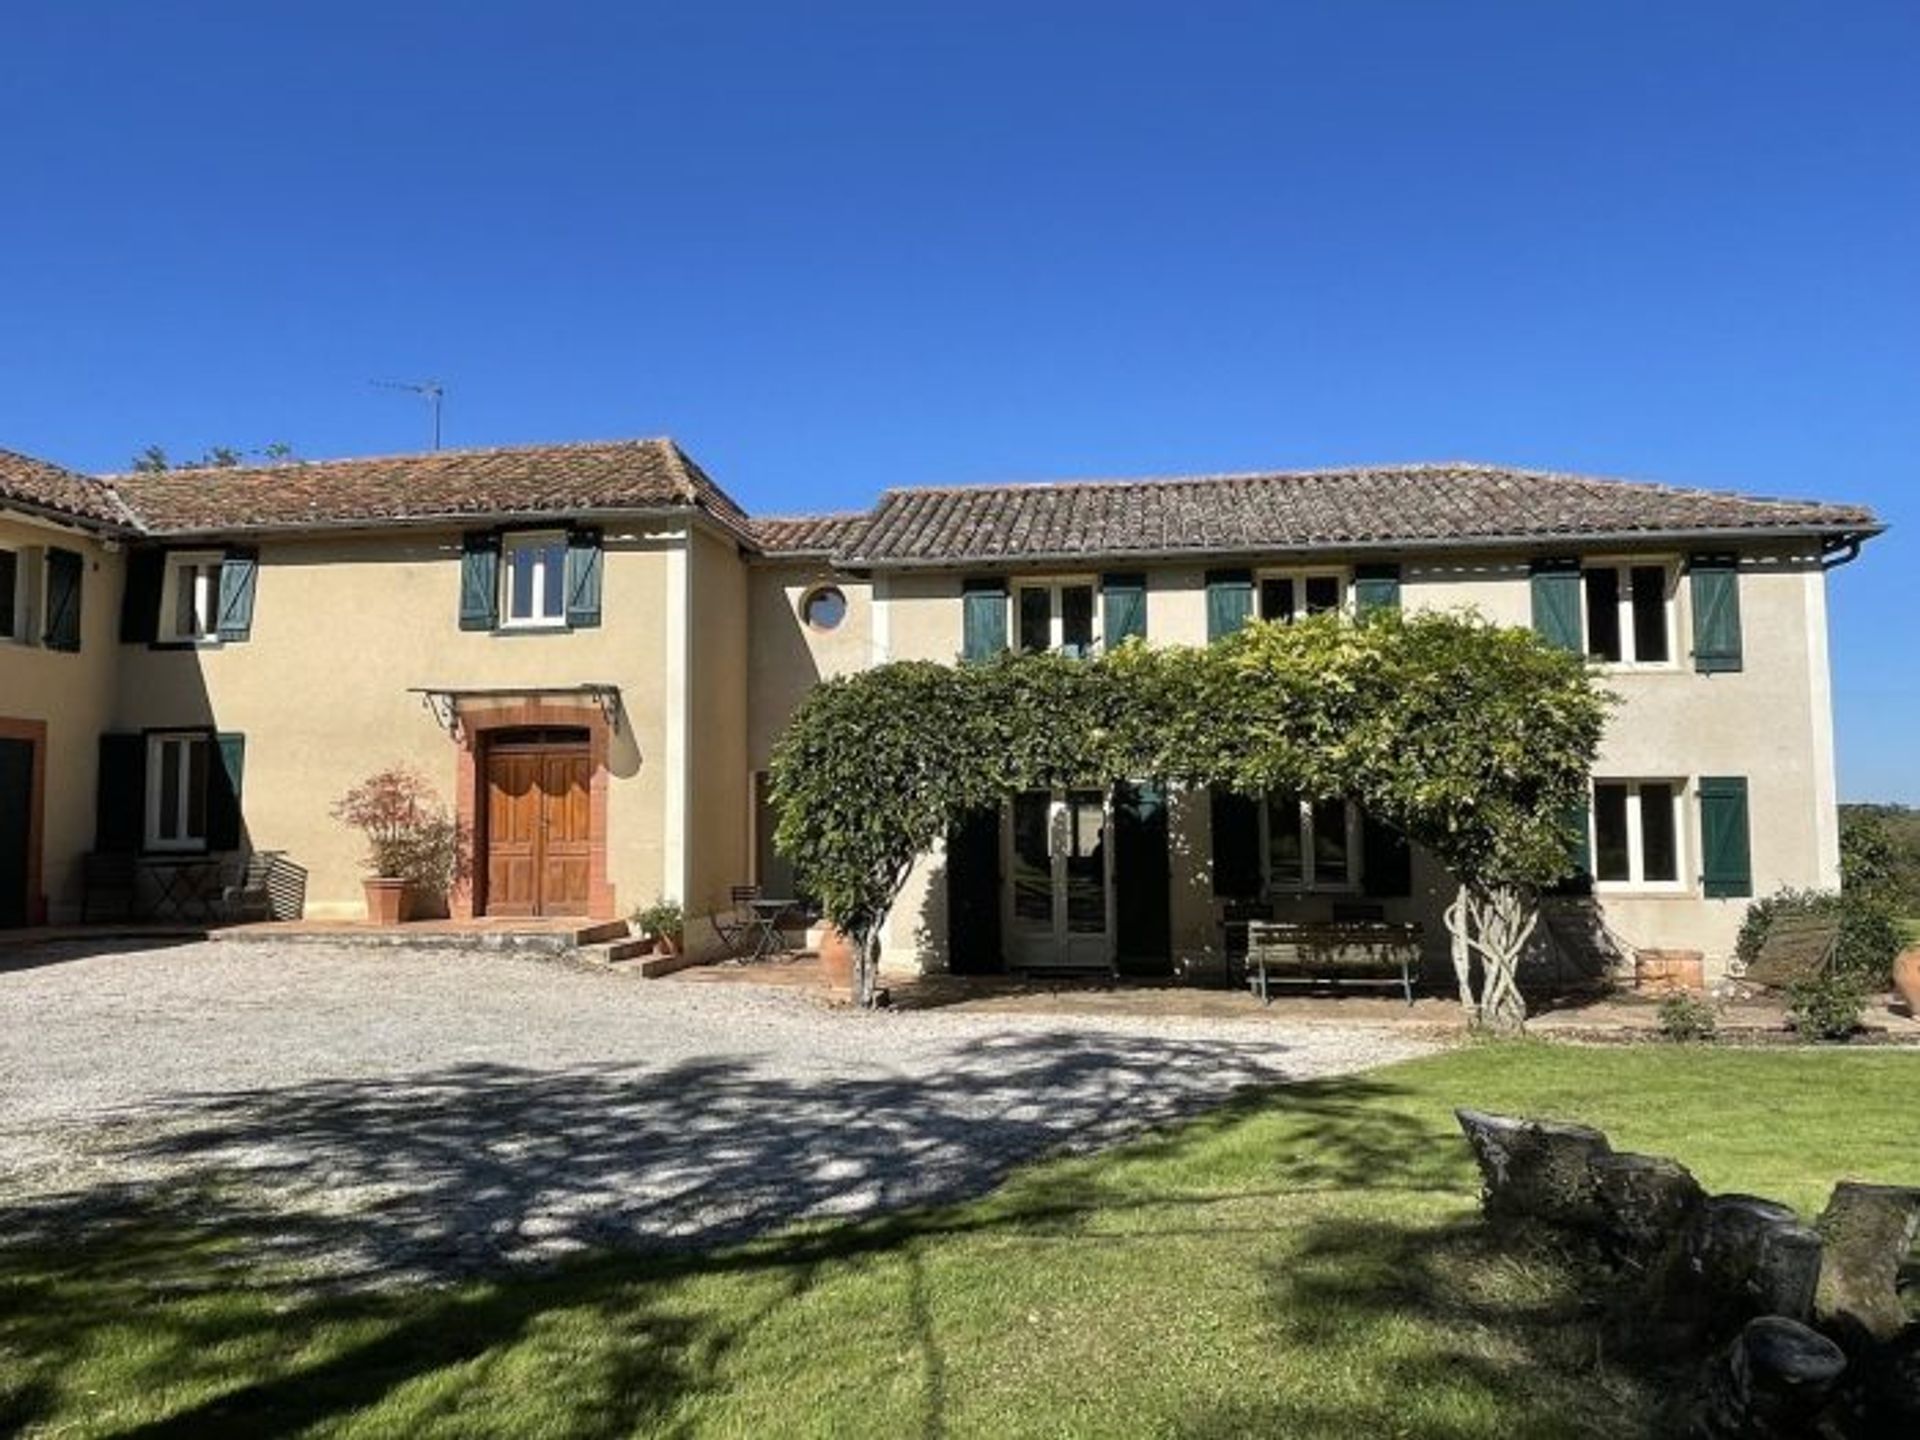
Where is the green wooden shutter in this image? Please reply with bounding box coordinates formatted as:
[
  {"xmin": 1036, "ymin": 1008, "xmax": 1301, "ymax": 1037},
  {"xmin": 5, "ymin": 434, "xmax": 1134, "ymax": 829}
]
[
  {"xmin": 95, "ymin": 734, "xmax": 146, "ymax": 853},
  {"xmin": 1352, "ymin": 564, "xmax": 1402, "ymax": 620},
  {"xmin": 210, "ymin": 737, "xmax": 247, "ymax": 852},
  {"xmin": 43, "ymin": 547, "xmax": 82, "ymax": 652},
  {"xmin": 1101, "ymin": 573, "xmax": 1146, "ymax": 649},
  {"xmin": 1530, "ymin": 559, "xmax": 1582, "ymax": 652},
  {"xmin": 1360, "ymin": 811, "xmax": 1412, "ymax": 897},
  {"xmin": 1206, "ymin": 569, "xmax": 1253, "ymax": 643},
  {"xmin": 216, "ymin": 548, "xmax": 258, "ymax": 642},
  {"xmin": 1550, "ymin": 795, "xmax": 1593, "ymax": 896},
  {"xmin": 1209, "ymin": 787, "xmax": 1262, "ymax": 898},
  {"xmin": 1689, "ymin": 554, "xmax": 1743, "ymax": 673},
  {"xmin": 566, "ymin": 528, "xmax": 603, "ymax": 628},
  {"xmin": 961, "ymin": 578, "xmax": 1007, "ymax": 664},
  {"xmin": 459, "ymin": 532, "xmax": 500, "ymax": 631},
  {"xmin": 121, "ymin": 548, "xmax": 164, "ymax": 644},
  {"xmin": 1699, "ymin": 776, "xmax": 1752, "ymax": 898},
  {"xmin": 208, "ymin": 734, "xmax": 246, "ymax": 851}
]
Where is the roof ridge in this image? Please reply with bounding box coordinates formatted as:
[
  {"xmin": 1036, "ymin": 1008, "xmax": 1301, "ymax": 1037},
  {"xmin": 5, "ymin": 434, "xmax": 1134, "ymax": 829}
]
[{"xmin": 101, "ymin": 435, "xmax": 680, "ymax": 482}]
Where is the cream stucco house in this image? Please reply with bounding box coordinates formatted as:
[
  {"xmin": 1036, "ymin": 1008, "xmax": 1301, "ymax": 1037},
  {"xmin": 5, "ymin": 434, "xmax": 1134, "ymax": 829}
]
[{"xmin": 0, "ymin": 439, "xmax": 1881, "ymax": 987}]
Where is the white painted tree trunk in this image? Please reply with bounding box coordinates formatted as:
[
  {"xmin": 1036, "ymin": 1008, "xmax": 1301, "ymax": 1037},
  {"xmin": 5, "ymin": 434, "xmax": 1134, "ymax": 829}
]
[{"xmin": 1443, "ymin": 882, "xmax": 1538, "ymax": 1033}]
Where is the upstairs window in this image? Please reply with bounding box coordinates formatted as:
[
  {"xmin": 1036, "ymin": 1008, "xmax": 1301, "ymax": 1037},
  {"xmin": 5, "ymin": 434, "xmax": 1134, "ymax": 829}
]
[
  {"xmin": 501, "ymin": 532, "xmax": 569, "ymax": 628},
  {"xmin": 1014, "ymin": 580, "xmax": 1098, "ymax": 658},
  {"xmin": 0, "ymin": 547, "xmax": 20, "ymax": 641},
  {"xmin": 161, "ymin": 552, "xmax": 224, "ymax": 643},
  {"xmin": 1583, "ymin": 563, "xmax": 1672, "ymax": 665},
  {"xmin": 1259, "ymin": 571, "xmax": 1344, "ymax": 622}
]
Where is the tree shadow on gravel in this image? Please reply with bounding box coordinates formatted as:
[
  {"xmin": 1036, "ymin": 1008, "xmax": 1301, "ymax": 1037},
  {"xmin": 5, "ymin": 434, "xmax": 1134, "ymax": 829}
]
[{"xmin": 0, "ymin": 1034, "xmax": 1444, "ymax": 1437}]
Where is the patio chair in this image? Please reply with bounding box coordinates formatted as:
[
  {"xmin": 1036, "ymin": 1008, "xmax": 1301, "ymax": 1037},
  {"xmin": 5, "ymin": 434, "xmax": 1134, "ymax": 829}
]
[
  {"xmin": 220, "ymin": 850, "xmax": 281, "ymax": 922},
  {"xmin": 711, "ymin": 885, "xmax": 762, "ymax": 957}
]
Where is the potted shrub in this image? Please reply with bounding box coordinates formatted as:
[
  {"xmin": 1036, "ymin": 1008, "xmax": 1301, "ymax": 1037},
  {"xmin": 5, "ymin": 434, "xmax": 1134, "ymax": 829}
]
[
  {"xmin": 331, "ymin": 768, "xmax": 467, "ymax": 924},
  {"xmin": 633, "ymin": 899, "xmax": 686, "ymax": 957}
]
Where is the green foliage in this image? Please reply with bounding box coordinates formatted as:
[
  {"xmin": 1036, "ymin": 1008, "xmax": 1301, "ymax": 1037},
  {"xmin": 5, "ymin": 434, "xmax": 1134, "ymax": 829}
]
[
  {"xmin": 129, "ymin": 441, "xmax": 299, "ymax": 472},
  {"xmin": 1736, "ymin": 887, "xmax": 1903, "ymax": 984},
  {"xmin": 331, "ymin": 767, "xmax": 468, "ymax": 895},
  {"xmin": 771, "ymin": 610, "xmax": 1611, "ymax": 1004},
  {"xmin": 1786, "ymin": 972, "xmax": 1868, "ymax": 1041},
  {"xmin": 633, "ymin": 899, "xmax": 685, "ymax": 939},
  {"xmin": 1656, "ymin": 993, "xmax": 1717, "ymax": 1043},
  {"xmin": 1840, "ymin": 803, "xmax": 1920, "ymax": 914}
]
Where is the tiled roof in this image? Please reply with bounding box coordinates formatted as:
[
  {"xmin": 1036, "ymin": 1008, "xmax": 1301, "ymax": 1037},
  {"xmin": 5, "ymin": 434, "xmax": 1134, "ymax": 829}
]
[
  {"xmin": 107, "ymin": 438, "xmax": 755, "ymax": 540},
  {"xmin": 838, "ymin": 464, "xmax": 1882, "ymax": 566},
  {"xmin": 0, "ymin": 447, "xmax": 136, "ymax": 529},
  {"xmin": 752, "ymin": 512, "xmax": 871, "ymax": 557}
]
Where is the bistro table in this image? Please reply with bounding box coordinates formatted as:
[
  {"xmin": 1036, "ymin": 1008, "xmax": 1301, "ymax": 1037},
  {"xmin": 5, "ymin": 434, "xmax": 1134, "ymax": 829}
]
[
  {"xmin": 746, "ymin": 897, "xmax": 800, "ymax": 961},
  {"xmin": 139, "ymin": 856, "xmax": 229, "ymax": 921}
]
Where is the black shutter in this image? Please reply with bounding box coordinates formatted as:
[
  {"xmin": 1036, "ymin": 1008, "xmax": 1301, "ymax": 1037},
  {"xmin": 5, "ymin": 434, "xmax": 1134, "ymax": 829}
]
[
  {"xmin": 43, "ymin": 547, "xmax": 82, "ymax": 652},
  {"xmin": 1360, "ymin": 812, "xmax": 1412, "ymax": 898},
  {"xmin": 121, "ymin": 549, "xmax": 165, "ymax": 644},
  {"xmin": 1209, "ymin": 787, "xmax": 1262, "ymax": 899},
  {"xmin": 207, "ymin": 734, "xmax": 245, "ymax": 851},
  {"xmin": 459, "ymin": 532, "xmax": 500, "ymax": 631},
  {"xmin": 96, "ymin": 734, "xmax": 146, "ymax": 853},
  {"xmin": 216, "ymin": 548, "xmax": 259, "ymax": 642}
]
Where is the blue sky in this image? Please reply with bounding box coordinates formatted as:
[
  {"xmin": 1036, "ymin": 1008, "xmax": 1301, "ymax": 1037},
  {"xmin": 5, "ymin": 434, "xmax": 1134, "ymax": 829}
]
[{"xmin": 3, "ymin": 3, "xmax": 1914, "ymax": 798}]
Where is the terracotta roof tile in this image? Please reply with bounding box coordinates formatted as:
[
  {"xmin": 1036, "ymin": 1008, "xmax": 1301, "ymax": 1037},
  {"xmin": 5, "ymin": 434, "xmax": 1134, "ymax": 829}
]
[
  {"xmin": 839, "ymin": 464, "xmax": 1881, "ymax": 566},
  {"xmin": 107, "ymin": 438, "xmax": 754, "ymax": 540},
  {"xmin": 751, "ymin": 512, "xmax": 871, "ymax": 557},
  {"xmin": 0, "ymin": 447, "xmax": 136, "ymax": 529}
]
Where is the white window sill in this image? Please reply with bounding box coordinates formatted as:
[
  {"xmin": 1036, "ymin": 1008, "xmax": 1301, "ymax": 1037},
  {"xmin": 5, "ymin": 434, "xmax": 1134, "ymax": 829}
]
[
  {"xmin": 1593, "ymin": 662, "xmax": 1684, "ymax": 676},
  {"xmin": 496, "ymin": 619, "xmax": 569, "ymax": 633},
  {"xmin": 1594, "ymin": 882, "xmax": 1693, "ymax": 899}
]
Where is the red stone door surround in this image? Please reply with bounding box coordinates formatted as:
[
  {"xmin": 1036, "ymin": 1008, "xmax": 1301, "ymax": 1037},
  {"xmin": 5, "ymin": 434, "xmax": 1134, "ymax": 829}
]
[{"xmin": 451, "ymin": 700, "xmax": 614, "ymax": 920}]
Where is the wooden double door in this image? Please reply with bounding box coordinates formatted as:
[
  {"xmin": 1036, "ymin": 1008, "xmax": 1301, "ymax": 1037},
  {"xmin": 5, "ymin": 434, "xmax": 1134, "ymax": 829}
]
[{"xmin": 483, "ymin": 732, "xmax": 591, "ymax": 917}]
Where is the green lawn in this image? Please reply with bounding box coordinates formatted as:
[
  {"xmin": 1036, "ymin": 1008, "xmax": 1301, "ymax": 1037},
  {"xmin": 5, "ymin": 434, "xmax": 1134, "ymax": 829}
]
[{"xmin": 4, "ymin": 1044, "xmax": 1917, "ymax": 1438}]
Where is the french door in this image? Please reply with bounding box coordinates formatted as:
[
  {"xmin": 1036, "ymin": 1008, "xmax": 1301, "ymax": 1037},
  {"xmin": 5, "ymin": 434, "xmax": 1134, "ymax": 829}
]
[
  {"xmin": 1003, "ymin": 788, "xmax": 1113, "ymax": 969},
  {"xmin": 483, "ymin": 737, "xmax": 591, "ymax": 917}
]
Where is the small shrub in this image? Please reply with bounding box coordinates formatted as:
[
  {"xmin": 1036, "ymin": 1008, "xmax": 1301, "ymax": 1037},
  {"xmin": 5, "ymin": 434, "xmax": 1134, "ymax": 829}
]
[
  {"xmin": 1786, "ymin": 973, "xmax": 1867, "ymax": 1041},
  {"xmin": 1736, "ymin": 887, "xmax": 1902, "ymax": 985},
  {"xmin": 633, "ymin": 898, "xmax": 685, "ymax": 939},
  {"xmin": 1656, "ymin": 993, "xmax": 1717, "ymax": 1043},
  {"xmin": 331, "ymin": 767, "xmax": 469, "ymax": 896}
]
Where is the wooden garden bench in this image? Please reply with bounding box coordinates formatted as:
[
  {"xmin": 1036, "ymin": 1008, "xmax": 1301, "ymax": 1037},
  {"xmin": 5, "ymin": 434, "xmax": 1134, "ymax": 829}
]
[
  {"xmin": 1244, "ymin": 920, "xmax": 1421, "ymax": 1006},
  {"xmin": 1740, "ymin": 911, "xmax": 1841, "ymax": 989}
]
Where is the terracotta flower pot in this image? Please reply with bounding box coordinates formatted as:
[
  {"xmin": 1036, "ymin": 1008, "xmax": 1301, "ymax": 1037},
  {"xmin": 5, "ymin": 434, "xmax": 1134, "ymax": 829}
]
[
  {"xmin": 653, "ymin": 931, "xmax": 682, "ymax": 958},
  {"xmin": 1893, "ymin": 946, "xmax": 1920, "ymax": 1017},
  {"xmin": 363, "ymin": 877, "xmax": 409, "ymax": 926},
  {"xmin": 818, "ymin": 924, "xmax": 857, "ymax": 992}
]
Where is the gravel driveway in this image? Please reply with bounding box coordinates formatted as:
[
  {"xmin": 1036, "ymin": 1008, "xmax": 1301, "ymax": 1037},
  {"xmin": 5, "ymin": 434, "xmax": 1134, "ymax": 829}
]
[{"xmin": 0, "ymin": 939, "xmax": 1432, "ymax": 1283}]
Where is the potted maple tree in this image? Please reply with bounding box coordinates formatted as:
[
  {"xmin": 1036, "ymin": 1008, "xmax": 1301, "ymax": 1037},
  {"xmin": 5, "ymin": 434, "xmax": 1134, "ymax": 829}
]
[{"xmin": 331, "ymin": 768, "xmax": 466, "ymax": 924}]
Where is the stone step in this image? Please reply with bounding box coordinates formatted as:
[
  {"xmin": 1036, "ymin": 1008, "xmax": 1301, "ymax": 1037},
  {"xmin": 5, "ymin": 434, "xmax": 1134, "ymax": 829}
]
[
  {"xmin": 635, "ymin": 949, "xmax": 703, "ymax": 979},
  {"xmin": 572, "ymin": 918, "xmax": 632, "ymax": 946},
  {"xmin": 605, "ymin": 937, "xmax": 656, "ymax": 963}
]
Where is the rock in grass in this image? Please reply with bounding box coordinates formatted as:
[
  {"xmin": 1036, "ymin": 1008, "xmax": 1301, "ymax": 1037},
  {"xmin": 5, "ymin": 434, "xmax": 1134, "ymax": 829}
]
[
  {"xmin": 1813, "ymin": 1182, "xmax": 1920, "ymax": 1349},
  {"xmin": 1591, "ymin": 1150, "xmax": 1706, "ymax": 1261},
  {"xmin": 1687, "ymin": 1316, "xmax": 1847, "ymax": 1438},
  {"xmin": 1455, "ymin": 1108, "xmax": 1613, "ymax": 1228}
]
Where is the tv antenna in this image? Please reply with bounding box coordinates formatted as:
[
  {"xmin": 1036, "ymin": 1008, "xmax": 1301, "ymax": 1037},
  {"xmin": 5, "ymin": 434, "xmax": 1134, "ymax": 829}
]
[{"xmin": 371, "ymin": 378, "xmax": 445, "ymax": 450}]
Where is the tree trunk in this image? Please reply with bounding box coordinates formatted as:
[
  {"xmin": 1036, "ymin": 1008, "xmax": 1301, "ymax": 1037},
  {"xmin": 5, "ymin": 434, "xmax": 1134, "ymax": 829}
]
[
  {"xmin": 1443, "ymin": 882, "xmax": 1537, "ymax": 1033},
  {"xmin": 855, "ymin": 926, "xmax": 882, "ymax": 1009}
]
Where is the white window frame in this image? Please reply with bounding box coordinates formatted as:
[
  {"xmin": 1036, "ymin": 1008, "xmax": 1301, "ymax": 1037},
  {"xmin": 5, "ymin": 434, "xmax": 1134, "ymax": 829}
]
[
  {"xmin": 1581, "ymin": 557, "xmax": 1679, "ymax": 670},
  {"xmin": 499, "ymin": 530, "xmax": 570, "ymax": 629},
  {"xmin": 0, "ymin": 545, "xmax": 29, "ymax": 645},
  {"xmin": 1256, "ymin": 567, "xmax": 1349, "ymax": 622},
  {"xmin": 1261, "ymin": 793, "xmax": 1363, "ymax": 894},
  {"xmin": 1012, "ymin": 576, "xmax": 1101, "ymax": 657},
  {"xmin": 160, "ymin": 550, "xmax": 225, "ymax": 644},
  {"xmin": 145, "ymin": 731, "xmax": 212, "ymax": 853},
  {"xmin": 1590, "ymin": 777, "xmax": 1689, "ymax": 894}
]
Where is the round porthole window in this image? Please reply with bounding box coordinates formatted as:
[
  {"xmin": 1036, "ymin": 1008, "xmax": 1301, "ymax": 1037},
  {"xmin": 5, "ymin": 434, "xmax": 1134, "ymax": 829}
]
[{"xmin": 801, "ymin": 585, "xmax": 847, "ymax": 631}]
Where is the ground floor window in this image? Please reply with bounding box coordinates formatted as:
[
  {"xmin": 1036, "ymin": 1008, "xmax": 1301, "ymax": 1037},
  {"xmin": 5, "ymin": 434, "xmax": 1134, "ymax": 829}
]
[
  {"xmin": 1264, "ymin": 791, "xmax": 1361, "ymax": 891},
  {"xmin": 146, "ymin": 732, "xmax": 211, "ymax": 850},
  {"xmin": 1592, "ymin": 779, "xmax": 1681, "ymax": 887}
]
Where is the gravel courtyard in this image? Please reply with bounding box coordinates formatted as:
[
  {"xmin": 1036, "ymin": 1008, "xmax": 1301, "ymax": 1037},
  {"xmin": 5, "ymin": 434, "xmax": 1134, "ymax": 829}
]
[{"xmin": 0, "ymin": 939, "xmax": 1433, "ymax": 1283}]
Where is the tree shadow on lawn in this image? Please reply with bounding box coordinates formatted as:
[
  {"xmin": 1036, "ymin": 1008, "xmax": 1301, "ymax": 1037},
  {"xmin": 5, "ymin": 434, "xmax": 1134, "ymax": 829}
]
[{"xmin": 0, "ymin": 1035, "xmax": 1464, "ymax": 1436}]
